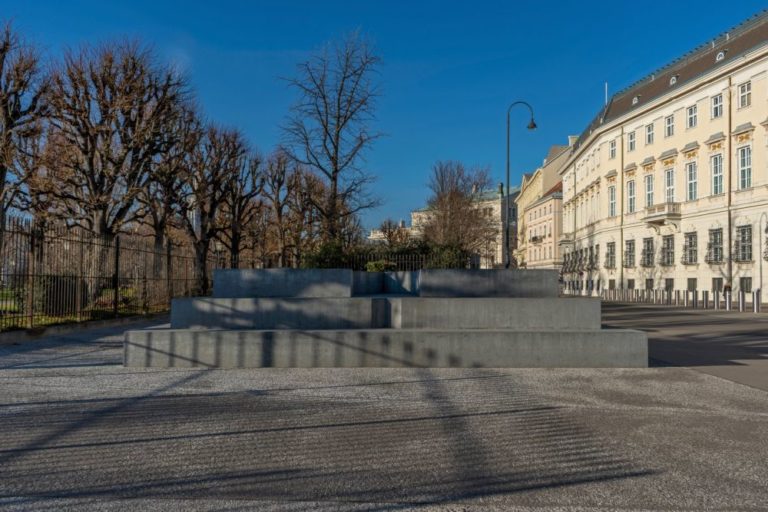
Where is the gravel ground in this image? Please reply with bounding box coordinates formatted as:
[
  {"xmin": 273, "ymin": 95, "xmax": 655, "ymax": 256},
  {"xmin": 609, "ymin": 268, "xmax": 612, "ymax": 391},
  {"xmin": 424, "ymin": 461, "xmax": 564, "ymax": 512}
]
[{"xmin": 0, "ymin": 318, "xmax": 766, "ymax": 511}]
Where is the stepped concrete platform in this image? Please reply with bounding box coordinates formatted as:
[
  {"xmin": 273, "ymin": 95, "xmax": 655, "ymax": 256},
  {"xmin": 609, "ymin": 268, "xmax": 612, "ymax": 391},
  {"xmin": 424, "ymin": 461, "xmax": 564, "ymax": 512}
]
[
  {"xmin": 171, "ymin": 297, "xmax": 600, "ymax": 331},
  {"xmin": 124, "ymin": 268, "xmax": 648, "ymax": 368},
  {"xmin": 124, "ymin": 328, "xmax": 647, "ymax": 368}
]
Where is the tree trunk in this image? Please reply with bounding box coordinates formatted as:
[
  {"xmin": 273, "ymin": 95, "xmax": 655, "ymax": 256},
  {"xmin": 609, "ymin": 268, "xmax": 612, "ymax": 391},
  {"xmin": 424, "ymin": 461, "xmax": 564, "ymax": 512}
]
[{"xmin": 193, "ymin": 239, "xmax": 210, "ymax": 296}]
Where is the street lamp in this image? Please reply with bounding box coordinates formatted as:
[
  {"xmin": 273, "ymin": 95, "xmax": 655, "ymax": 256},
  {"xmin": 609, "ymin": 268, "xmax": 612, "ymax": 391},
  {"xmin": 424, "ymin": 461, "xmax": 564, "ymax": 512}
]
[{"xmin": 505, "ymin": 101, "xmax": 537, "ymax": 269}]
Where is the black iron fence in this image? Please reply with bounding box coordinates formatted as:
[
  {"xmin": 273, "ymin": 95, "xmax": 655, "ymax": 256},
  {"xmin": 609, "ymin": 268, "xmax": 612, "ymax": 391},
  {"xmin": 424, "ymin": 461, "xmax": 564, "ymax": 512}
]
[{"xmin": 0, "ymin": 217, "xmax": 219, "ymax": 331}]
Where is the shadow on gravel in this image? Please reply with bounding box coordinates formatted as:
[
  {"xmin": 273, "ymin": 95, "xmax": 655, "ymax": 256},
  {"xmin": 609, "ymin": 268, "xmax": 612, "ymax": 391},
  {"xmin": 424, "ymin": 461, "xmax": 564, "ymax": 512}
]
[{"xmin": 0, "ymin": 369, "xmax": 656, "ymax": 509}]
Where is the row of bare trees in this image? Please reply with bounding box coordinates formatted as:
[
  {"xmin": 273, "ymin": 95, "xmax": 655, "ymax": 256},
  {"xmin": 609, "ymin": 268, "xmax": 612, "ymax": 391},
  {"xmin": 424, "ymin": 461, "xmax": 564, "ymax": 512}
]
[{"xmin": 0, "ymin": 23, "xmax": 381, "ymax": 293}]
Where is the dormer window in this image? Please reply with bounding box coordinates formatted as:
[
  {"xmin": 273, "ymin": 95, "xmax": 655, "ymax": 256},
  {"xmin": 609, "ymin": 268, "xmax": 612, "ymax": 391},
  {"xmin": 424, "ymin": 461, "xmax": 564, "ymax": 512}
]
[
  {"xmin": 632, "ymin": 95, "xmax": 640, "ymax": 105},
  {"xmin": 669, "ymin": 75, "xmax": 678, "ymax": 86},
  {"xmin": 715, "ymin": 50, "xmax": 726, "ymax": 62}
]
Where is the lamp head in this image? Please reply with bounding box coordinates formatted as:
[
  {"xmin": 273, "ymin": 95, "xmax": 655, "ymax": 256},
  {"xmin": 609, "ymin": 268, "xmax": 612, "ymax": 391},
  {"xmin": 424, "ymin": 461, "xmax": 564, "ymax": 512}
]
[{"xmin": 527, "ymin": 118, "xmax": 537, "ymax": 130}]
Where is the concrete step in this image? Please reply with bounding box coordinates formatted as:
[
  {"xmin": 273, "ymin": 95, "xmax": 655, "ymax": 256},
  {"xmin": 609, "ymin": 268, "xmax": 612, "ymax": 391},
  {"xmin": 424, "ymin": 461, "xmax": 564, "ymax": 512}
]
[
  {"xmin": 124, "ymin": 328, "xmax": 647, "ymax": 368},
  {"xmin": 170, "ymin": 297, "xmax": 601, "ymax": 331}
]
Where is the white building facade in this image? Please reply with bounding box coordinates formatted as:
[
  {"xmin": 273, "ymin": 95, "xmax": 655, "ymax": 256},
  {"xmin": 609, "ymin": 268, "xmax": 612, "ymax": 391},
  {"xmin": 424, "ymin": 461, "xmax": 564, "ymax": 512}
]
[{"xmin": 561, "ymin": 14, "xmax": 768, "ymax": 296}]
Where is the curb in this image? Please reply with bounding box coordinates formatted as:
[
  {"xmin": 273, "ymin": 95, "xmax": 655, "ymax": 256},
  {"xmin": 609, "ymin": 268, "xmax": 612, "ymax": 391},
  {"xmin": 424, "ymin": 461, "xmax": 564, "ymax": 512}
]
[{"xmin": 0, "ymin": 313, "xmax": 170, "ymax": 346}]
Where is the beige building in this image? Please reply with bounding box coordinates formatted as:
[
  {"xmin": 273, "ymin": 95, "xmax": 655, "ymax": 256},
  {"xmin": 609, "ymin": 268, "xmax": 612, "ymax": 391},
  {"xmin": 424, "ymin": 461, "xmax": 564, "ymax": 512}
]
[
  {"xmin": 515, "ymin": 141, "xmax": 573, "ymax": 267},
  {"xmin": 561, "ymin": 13, "xmax": 768, "ymax": 296},
  {"xmin": 523, "ymin": 181, "xmax": 563, "ymax": 269}
]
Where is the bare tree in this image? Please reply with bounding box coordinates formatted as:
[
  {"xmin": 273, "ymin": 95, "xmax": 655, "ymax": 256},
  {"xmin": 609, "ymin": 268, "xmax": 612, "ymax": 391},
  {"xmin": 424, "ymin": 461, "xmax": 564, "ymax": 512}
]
[
  {"xmin": 261, "ymin": 151, "xmax": 293, "ymax": 267},
  {"xmin": 137, "ymin": 106, "xmax": 202, "ymax": 272},
  {"xmin": 178, "ymin": 125, "xmax": 244, "ymax": 294},
  {"xmin": 283, "ymin": 32, "xmax": 382, "ymax": 242},
  {"xmin": 379, "ymin": 218, "xmax": 410, "ymax": 247},
  {"xmin": 422, "ymin": 161, "xmax": 497, "ymax": 252},
  {"xmin": 218, "ymin": 150, "xmax": 263, "ymax": 269},
  {"xmin": 0, "ymin": 23, "xmax": 48, "ymax": 226},
  {"xmin": 43, "ymin": 41, "xmax": 186, "ymax": 239}
]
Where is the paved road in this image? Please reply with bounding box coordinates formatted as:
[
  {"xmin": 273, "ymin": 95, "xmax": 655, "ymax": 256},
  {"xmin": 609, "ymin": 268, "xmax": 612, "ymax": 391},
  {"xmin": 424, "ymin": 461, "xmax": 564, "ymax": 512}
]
[
  {"xmin": 603, "ymin": 302, "xmax": 768, "ymax": 391},
  {"xmin": 0, "ymin": 314, "xmax": 767, "ymax": 511}
]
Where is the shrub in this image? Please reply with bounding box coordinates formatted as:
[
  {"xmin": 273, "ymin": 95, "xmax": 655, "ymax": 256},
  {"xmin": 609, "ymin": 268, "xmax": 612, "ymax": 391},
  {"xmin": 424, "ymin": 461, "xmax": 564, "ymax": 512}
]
[
  {"xmin": 301, "ymin": 240, "xmax": 350, "ymax": 269},
  {"xmin": 365, "ymin": 259, "xmax": 397, "ymax": 272}
]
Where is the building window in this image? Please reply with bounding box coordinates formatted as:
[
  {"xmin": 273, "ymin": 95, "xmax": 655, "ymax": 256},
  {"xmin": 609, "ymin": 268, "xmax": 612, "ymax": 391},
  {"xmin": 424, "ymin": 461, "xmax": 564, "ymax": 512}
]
[
  {"xmin": 627, "ymin": 279, "xmax": 635, "ymax": 290},
  {"xmin": 711, "ymin": 154, "xmax": 723, "ymax": 195},
  {"xmin": 665, "ymin": 278, "xmax": 674, "ymax": 291},
  {"xmin": 740, "ymin": 277, "xmax": 752, "ymax": 293},
  {"xmin": 738, "ymin": 81, "xmax": 751, "ymax": 108},
  {"xmin": 683, "ymin": 232, "xmax": 697, "ymax": 265},
  {"xmin": 606, "ymin": 242, "xmax": 616, "ymax": 269},
  {"xmin": 661, "ymin": 235, "xmax": 674, "ymax": 266},
  {"xmin": 645, "ymin": 278, "xmax": 654, "ymax": 291},
  {"xmin": 735, "ymin": 225, "xmax": 752, "ymax": 262},
  {"xmin": 711, "ymin": 94, "xmax": 723, "ymax": 118},
  {"xmin": 646, "ymin": 123, "xmax": 654, "ymax": 145},
  {"xmin": 712, "ymin": 278, "xmax": 723, "ymax": 292},
  {"xmin": 641, "ymin": 237, "xmax": 654, "ymax": 267},
  {"xmin": 627, "ymin": 180, "xmax": 636, "ymax": 213},
  {"xmin": 624, "ymin": 240, "xmax": 635, "ymax": 268},
  {"xmin": 609, "ymin": 140, "xmax": 616, "ymax": 159},
  {"xmin": 687, "ymin": 278, "xmax": 698, "ymax": 292},
  {"xmin": 665, "ymin": 169, "xmax": 674, "ymax": 203},
  {"xmin": 644, "ymin": 174, "xmax": 654, "ymax": 207},
  {"xmin": 738, "ymin": 146, "xmax": 751, "ymax": 189},
  {"xmin": 628, "ymin": 131, "xmax": 636, "ymax": 152},
  {"xmin": 609, "ymin": 279, "xmax": 616, "ymax": 290},
  {"xmin": 706, "ymin": 228, "xmax": 723, "ymax": 263},
  {"xmin": 665, "ymin": 115, "xmax": 674, "ymax": 137},
  {"xmin": 686, "ymin": 105, "xmax": 697, "ymax": 128},
  {"xmin": 686, "ymin": 161, "xmax": 697, "ymax": 201},
  {"xmin": 608, "ymin": 185, "xmax": 616, "ymax": 217}
]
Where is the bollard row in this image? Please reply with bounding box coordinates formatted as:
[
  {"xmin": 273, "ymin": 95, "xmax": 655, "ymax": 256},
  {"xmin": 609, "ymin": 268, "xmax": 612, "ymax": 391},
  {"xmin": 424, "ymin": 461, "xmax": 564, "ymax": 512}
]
[{"xmin": 599, "ymin": 288, "xmax": 762, "ymax": 313}]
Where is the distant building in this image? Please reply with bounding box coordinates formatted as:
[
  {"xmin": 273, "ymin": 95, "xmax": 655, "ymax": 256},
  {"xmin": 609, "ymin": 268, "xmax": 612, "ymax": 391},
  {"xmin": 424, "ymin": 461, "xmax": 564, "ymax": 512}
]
[
  {"xmin": 514, "ymin": 140, "xmax": 574, "ymax": 268},
  {"xmin": 524, "ymin": 181, "xmax": 564, "ymax": 269}
]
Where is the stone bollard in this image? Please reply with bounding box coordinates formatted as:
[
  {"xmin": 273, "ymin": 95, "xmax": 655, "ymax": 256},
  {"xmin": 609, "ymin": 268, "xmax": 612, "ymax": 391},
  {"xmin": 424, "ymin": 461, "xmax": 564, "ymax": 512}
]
[
  {"xmin": 692, "ymin": 290, "xmax": 699, "ymax": 309},
  {"xmin": 674, "ymin": 290, "xmax": 680, "ymax": 306},
  {"xmin": 684, "ymin": 291, "xmax": 690, "ymax": 307},
  {"xmin": 738, "ymin": 291, "xmax": 746, "ymax": 312},
  {"xmin": 666, "ymin": 290, "xmax": 673, "ymax": 305},
  {"xmin": 713, "ymin": 291, "xmax": 720, "ymax": 310},
  {"xmin": 702, "ymin": 290, "xmax": 709, "ymax": 309},
  {"xmin": 753, "ymin": 290, "xmax": 761, "ymax": 313},
  {"xmin": 725, "ymin": 291, "xmax": 732, "ymax": 311}
]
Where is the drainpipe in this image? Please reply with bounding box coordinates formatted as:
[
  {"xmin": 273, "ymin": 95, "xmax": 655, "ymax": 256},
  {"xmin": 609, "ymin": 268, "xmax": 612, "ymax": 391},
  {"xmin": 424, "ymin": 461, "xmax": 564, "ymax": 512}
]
[
  {"xmin": 726, "ymin": 76, "xmax": 733, "ymax": 289},
  {"xmin": 619, "ymin": 126, "xmax": 625, "ymax": 288}
]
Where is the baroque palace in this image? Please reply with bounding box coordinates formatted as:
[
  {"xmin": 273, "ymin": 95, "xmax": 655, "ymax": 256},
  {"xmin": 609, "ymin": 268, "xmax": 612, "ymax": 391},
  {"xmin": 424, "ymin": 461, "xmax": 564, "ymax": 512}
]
[{"xmin": 560, "ymin": 11, "xmax": 768, "ymax": 295}]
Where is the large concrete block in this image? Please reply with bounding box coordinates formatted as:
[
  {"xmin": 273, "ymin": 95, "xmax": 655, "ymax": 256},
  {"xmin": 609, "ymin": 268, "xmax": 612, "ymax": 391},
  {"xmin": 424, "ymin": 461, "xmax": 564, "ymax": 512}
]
[
  {"xmin": 352, "ymin": 271, "xmax": 384, "ymax": 296},
  {"xmin": 392, "ymin": 298, "xmax": 600, "ymax": 330},
  {"xmin": 171, "ymin": 297, "xmax": 389, "ymax": 330},
  {"xmin": 418, "ymin": 269, "xmax": 558, "ymax": 298},
  {"xmin": 212, "ymin": 269, "xmax": 353, "ymax": 298},
  {"xmin": 384, "ymin": 271, "xmax": 419, "ymax": 295},
  {"xmin": 124, "ymin": 328, "xmax": 648, "ymax": 368}
]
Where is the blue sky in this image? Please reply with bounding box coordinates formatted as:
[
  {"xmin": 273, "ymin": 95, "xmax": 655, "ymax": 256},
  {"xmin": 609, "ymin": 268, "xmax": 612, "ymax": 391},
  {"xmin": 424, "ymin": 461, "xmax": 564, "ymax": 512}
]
[{"xmin": 4, "ymin": 1, "xmax": 766, "ymax": 229}]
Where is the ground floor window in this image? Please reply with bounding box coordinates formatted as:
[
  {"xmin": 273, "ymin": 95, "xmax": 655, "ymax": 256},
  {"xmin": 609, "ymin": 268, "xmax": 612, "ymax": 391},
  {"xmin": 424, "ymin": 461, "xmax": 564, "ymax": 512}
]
[
  {"xmin": 609, "ymin": 279, "xmax": 616, "ymax": 290},
  {"xmin": 687, "ymin": 278, "xmax": 697, "ymax": 291},
  {"xmin": 627, "ymin": 279, "xmax": 635, "ymax": 290},
  {"xmin": 712, "ymin": 278, "xmax": 723, "ymax": 292},
  {"xmin": 740, "ymin": 277, "xmax": 752, "ymax": 293},
  {"xmin": 665, "ymin": 278, "xmax": 674, "ymax": 291},
  {"xmin": 645, "ymin": 278, "xmax": 653, "ymax": 290}
]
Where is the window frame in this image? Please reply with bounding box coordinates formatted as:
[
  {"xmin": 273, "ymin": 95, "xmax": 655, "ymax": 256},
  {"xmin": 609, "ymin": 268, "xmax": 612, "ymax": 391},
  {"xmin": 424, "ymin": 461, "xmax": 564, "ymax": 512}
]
[
  {"xmin": 665, "ymin": 168, "xmax": 674, "ymax": 203},
  {"xmin": 686, "ymin": 161, "xmax": 697, "ymax": 201},
  {"xmin": 628, "ymin": 131, "xmax": 636, "ymax": 152},
  {"xmin": 646, "ymin": 123, "xmax": 654, "ymax": 145},
  {"xmin": 711, "ymin": 94, "xmax": 723, "ymax": 118},
  {"xmin": 644, "ymin": 174, "xmax": 654, "ymax": 208},
  {"xmin": 738, "ymin": 81, "xmax": 751, "ymax": 108},
  {"xmin": 686, "ymin": 104, "xmax": 697, "ymax": 128},
  {"xmin": 738, "ymin": 145, "xmax": 752, "ymax": 189},
  {"xmin": 609, "ymin": 140, "xmax": 616, "ymax": 159},
  {"xmin": 608, "ymin": 185, "xmax": 616, "ymax": 217},
  {"xmin": 627, "ymin": 180, "xmax": 636, "ymax": 213},
  {"xmin": 664, "ymin": 115, "xmax": 674, "ymax": 137},
  {"xmin": 711, "ymin": 153, "xmax": 723, "ymax": 195}
]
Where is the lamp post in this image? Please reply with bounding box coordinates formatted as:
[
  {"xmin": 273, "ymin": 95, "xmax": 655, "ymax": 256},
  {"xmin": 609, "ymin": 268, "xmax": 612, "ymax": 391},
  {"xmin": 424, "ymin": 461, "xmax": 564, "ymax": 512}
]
[{"xmin": 505, "ymin": 101, "xmax": 537, "ymax": 269}]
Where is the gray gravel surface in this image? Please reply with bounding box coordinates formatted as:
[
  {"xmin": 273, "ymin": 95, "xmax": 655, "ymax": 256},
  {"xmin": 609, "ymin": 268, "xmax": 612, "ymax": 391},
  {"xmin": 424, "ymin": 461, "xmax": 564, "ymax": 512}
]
[{"xmin": 0, "ymin": 319, "xmax": 767, "ymax": 511}]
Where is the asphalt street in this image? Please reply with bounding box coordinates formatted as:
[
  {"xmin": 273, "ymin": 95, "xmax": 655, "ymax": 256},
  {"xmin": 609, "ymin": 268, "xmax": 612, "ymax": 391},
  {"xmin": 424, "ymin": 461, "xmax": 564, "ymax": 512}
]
[{"xmin": 0, "ymin": 309, "xmax": 766, "ymax": 511}]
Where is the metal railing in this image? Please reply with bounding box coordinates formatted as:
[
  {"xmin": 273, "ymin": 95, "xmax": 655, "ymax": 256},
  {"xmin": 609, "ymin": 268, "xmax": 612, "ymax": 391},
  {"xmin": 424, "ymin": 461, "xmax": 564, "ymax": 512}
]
[{"xmin": 598, "ymin": 287, "xmax": 763, "ymax": 313}]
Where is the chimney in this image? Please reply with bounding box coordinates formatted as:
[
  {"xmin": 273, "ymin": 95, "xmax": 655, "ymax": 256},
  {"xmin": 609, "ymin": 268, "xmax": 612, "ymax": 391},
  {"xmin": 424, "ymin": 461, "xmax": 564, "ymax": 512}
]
[{"xmin": 568, "ymin": 135, "xmax": 578, "ymax": 146}]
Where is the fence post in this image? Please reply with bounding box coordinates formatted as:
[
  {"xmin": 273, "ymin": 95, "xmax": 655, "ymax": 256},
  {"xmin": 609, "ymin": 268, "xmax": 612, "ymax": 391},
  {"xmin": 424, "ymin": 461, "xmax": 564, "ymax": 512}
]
[
  {"xmin": 113, "ymin": 236, "xmax": 120, "ymax": 318},
  {"xmin": 26, "ymin": 226, "xmax": 37, "ymax": 329},
  {"xmin": 166, "ymin": 242, "xmax": 173, "ymax": 305}
]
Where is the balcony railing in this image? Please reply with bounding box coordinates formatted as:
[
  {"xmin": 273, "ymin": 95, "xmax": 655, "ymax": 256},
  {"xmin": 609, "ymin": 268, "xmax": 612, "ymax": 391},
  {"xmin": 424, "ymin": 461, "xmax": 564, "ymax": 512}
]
[{"xmin": 643, "ymin": 202, "xmax": 681, "ymax": 225}]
